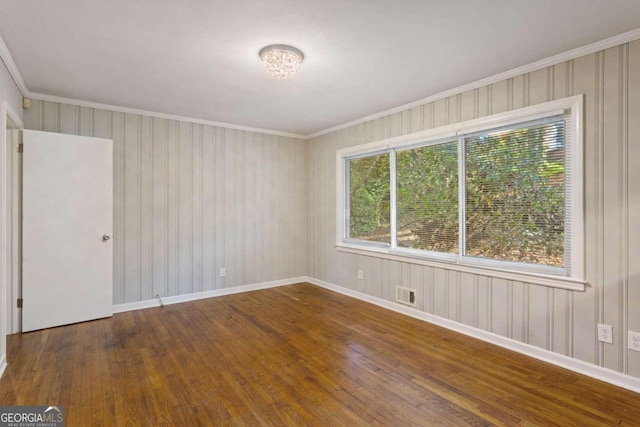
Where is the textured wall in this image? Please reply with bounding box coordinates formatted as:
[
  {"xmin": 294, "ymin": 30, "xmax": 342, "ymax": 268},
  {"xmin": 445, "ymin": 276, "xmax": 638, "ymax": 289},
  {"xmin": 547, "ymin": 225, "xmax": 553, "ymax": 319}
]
[
  {"xmin": 308, "ymin": 41, "xmax": 640, "ymax": 378},
  {"xmin": 24, "ymin": 101, "xmax": 308, "ymax": 305}
]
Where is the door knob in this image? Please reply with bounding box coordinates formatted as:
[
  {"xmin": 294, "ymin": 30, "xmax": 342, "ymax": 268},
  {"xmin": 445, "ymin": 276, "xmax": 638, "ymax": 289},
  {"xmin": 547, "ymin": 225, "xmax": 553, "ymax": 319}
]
[{"xmin": 102, "ymin": 234, "xmax": 111, "ymax": 242}]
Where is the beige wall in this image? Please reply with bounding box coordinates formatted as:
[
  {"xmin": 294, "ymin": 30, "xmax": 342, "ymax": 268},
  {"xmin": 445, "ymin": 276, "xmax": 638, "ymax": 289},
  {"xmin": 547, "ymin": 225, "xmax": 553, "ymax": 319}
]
[
  {"xmin": 23, "ymin": 101, "xmax": 308, "ymax": 305},
  {"xmin": 308, "ymin": 41, "xmax": 640, "ymax": 379}
]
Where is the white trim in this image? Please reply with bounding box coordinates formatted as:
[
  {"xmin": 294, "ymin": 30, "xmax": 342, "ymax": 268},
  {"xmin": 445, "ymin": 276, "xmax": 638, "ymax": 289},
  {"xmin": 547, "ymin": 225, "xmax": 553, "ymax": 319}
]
[
  {"xmin": 3, "ymin": 102, "xmax": 22, "ymax": 338},
  {"xmin": 112, "ymin": 277, "xmax": 306, "ymax": 314},
  {"xmin": 2, "ymin": 28, "xmax": 639, "ymax": 140},
  {"xmin": 335, "ymin": 101, "xmax": 578, "ymax": 163},
  {"xmin": 337, "ymin": 96, "xmax": 585, "ymax": 289},
  {"xmin": 306, "ymin": 277, "xmax": 640, "ymax": 394},
  {"xmin": 336, "ymin": 151, "xmax": 346, "ymax": 244},
  {"xmin": 5, "ymin": 103, "xmax": 23, "ymax": 130},
  {"xmin": 389, "ymin": 149, "xmax": 397, "ymax": 248},
  {"xmin": 569, "ymin": 96, "xmax": 585, "ymax": 281},
  {"xmin": 0, "ymin": 36, "xmax": 28, "ymax": 96},
  {"xmin": 8, "ymin": 129, "xmax": 21, "ymax": 335},
  {"xmin": 0, "ymin": 354, "xmax": 6, "ymax": 379},
  {"xmin": 0, "ymin": 102, "xmax": 7, "ymax": 380},
  {"xmin": 27, "ymin": 92, "xmax": 307, "ymax": 140},
  {"xmin": 336, "ymin": 97, "xmax": 581, "ymax": 158},
  {"xmin": 0, "ymin": 26, "xmax": 305, "ymax": 139},
  {"xmin": 308, "ymin": 28, "xmax": 640, "ymax": 139},
  {"xmin": 335, "ymin": 244, "xmax": 585, "ymax": 291}
]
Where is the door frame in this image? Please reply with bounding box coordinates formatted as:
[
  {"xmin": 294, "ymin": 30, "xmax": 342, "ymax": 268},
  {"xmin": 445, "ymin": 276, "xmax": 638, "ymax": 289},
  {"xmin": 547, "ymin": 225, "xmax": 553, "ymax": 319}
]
[
  {"xmin": 2, "ymin": 101, "xmax": 23, "ymax": 336},
  {"xmin": 1, "ymin": 100, "xmax": 22, "ymax": 378}
]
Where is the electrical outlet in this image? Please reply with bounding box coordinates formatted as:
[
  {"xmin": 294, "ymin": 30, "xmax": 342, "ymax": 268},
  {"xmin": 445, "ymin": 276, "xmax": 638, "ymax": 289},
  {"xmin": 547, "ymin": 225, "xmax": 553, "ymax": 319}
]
[
  {"xmin": 357, "ymin": 269, "xmax": 363, "ymax": 280},
  {"xmin": 220, "ymin": 268, "xmax": 226, "ymax": 277},
  {"xmin": 629, "ymin": 331, "xmax": 640, "ymax": 352},
  {"xmin": 597, "ymin": 324, "xmax": 613, "ymax": 344}
]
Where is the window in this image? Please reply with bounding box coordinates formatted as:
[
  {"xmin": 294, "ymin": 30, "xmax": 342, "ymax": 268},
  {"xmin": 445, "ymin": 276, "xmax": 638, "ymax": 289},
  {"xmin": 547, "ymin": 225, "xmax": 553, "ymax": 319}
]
[
  {"xmin": 463, "ymin": 118, "xmax": 567, "ymax": 269},
  {"xmin": 338, "ymin": 96, "xmax": 584, "ymax": 289},
  {"xmin": 347, "ymin": 152, "xmax": 391, "ymax": 244},
  {"xmin": 396, "ymin": 141, "xmax": 459, "ymax": 254}
]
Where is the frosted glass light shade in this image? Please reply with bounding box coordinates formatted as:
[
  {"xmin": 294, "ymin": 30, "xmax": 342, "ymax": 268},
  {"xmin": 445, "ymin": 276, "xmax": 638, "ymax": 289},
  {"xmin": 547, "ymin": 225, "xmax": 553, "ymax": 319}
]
[{"xmin": 259, "ymin": 45, "xmax": 304, "ymax": 79}]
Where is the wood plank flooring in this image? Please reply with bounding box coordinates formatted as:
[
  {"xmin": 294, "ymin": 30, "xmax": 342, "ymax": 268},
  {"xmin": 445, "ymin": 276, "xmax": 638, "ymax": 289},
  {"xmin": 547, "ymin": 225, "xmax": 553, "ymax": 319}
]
[{"xmin": 1, "ymin": 283, "xmax": 638, "ymax": 426}]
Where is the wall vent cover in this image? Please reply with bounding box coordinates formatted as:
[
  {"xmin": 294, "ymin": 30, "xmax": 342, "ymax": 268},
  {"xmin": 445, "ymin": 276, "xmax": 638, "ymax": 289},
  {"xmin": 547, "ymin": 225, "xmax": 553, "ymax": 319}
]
[{"xmin": 396, "ymin": 286, "xmax": 416, "ymax": 307}]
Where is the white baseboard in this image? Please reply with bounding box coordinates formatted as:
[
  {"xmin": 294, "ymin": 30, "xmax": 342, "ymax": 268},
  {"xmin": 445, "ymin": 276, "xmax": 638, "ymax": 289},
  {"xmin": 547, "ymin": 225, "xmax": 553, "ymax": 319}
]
[
  {"xmin": 0, "ymin": 354, "xmax": 6, "ymax": 379},
  {"xmin": 112, "ymin": 277, "xmax": 306, "ymax": 314},
  {"xmin": 111, "ymin": 276, "xmax": 640, "ymax": 393},
  {"xmin": 306, "ymin": 277, "xmax": 640, "ymax": 394}
]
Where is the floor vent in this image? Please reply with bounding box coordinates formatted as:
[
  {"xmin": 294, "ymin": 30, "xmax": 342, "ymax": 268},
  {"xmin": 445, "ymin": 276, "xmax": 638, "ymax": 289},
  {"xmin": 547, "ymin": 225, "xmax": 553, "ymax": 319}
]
[{"xmin": 396, "ymin": 286, "xmax": 416, "ymax": 307}]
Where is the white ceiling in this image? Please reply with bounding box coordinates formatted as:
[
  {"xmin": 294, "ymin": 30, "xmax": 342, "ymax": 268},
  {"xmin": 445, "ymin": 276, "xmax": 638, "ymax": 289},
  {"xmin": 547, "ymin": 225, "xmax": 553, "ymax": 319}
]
[{"xmin": 1, "ymin": 0, "xmax": 640, "ymax": 136}]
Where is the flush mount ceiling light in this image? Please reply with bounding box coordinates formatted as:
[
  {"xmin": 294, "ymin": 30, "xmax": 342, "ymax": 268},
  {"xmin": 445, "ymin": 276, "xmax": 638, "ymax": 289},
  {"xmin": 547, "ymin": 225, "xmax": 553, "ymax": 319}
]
[{"xmin": 259, "ymin": 44, "xmax": 304, "ymax": 79}]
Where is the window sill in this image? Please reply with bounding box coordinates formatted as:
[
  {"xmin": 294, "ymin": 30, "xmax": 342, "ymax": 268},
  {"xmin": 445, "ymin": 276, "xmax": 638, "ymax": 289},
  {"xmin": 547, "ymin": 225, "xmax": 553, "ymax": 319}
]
[{"xmin": 335, "ymin": 243, "xmax": 586, "ymax": 291}]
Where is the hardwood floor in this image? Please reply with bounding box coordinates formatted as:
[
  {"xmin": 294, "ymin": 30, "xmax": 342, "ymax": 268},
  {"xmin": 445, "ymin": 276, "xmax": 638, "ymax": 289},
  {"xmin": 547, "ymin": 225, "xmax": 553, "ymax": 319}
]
[{"xmin": 1, "ymin": 283, "xmax": 638, "ymax": 426}]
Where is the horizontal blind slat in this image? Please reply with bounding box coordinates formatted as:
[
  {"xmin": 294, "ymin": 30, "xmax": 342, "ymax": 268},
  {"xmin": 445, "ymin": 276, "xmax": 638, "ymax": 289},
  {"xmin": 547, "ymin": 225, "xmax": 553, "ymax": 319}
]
[
  {"xmin": 396, "ymin": 141, "xmax": 459, "ymax": 253},
  {"xmin": 464, "ymin": 118, "xmax": 566, "ymax": 268}
]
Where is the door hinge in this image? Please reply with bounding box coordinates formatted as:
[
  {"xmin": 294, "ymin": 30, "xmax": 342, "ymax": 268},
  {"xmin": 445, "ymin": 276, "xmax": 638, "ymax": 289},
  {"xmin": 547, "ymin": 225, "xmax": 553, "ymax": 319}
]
[
  {"xmin": 17, "ymin": 298, "xmax": 23, "ymax": 308},
  {"xmin": 17, "ymin": 143, "xmax": 23, "ymax": 153}
]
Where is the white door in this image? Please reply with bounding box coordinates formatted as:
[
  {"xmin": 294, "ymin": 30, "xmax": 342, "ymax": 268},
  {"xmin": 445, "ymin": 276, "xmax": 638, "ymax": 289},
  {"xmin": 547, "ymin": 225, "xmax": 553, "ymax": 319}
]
[{"xmin": 22, "ymin": 130, "xmax": 113, "ymax": 332}]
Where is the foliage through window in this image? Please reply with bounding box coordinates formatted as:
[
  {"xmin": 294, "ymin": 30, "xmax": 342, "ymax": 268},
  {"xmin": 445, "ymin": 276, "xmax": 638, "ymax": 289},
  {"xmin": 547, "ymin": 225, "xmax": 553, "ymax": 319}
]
[
  {"xmin": 464, "ymin": 120, "xmax": 565, "ymax": 267},
  {"xmin": 347, "ymin": 153, "xmax": 390, "ymax": 244},
  {"xmin": 396, "ymin": 142, "xmax": 458, "ymax": 253},
  {"xmin": 340, "ymin": 97, "xmax": 583, "ymax": 282}
]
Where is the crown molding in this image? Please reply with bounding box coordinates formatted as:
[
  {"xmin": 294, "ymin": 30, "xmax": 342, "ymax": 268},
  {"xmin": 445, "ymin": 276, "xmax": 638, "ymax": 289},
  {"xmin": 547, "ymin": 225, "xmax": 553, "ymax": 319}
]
[
  {"xmin": 27, "ymin": 92, "xmax": 307, "ymax": 140},
  {"xmin": 2, "ymin": 27, "xmax": 639, "ymax": 140},
  {"xmin": 307, "ymin": 27, "xmax": 640, "ymax": 139},
  {"xmin": 0, "ymin": 33, "xmax": 28, "ymax": 95},
  {"xmin": 0, "ymin": 32, "xmax": 305, "ymax": 140}
]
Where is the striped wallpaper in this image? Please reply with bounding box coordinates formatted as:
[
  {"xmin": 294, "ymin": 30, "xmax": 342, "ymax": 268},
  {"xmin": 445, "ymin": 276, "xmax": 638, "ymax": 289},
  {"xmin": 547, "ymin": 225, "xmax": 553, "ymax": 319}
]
[
  {"xmin": 16, "ymin": 39, "xmax": 640, "ymax": 382},
  {"xmin": 23, "ymin": 103, "xmax": 308, "ymax": 305},
  {"xmin": 308, "ymin": 41, "xmax": 640, "ymax": 379}
]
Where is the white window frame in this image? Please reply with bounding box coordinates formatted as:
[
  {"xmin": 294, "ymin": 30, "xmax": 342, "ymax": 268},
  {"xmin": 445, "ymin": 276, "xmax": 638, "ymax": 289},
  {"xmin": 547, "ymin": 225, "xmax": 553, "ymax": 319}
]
[{"xmin": 336, "ymin": 95, "xmax": 585, "ymax": 291}]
